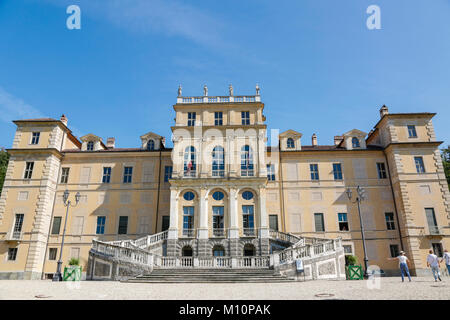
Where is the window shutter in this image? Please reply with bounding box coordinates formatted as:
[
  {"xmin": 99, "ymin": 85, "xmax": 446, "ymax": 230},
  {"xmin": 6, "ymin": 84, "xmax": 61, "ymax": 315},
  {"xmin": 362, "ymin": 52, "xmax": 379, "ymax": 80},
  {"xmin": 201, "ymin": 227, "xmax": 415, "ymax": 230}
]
[
  {"xmin": 142, "ymin": 163, "xmax": 155, "ymax": 182},
  {"xmin": 79, "ymin": 167, "xmax": 91, "ymax": 184}
]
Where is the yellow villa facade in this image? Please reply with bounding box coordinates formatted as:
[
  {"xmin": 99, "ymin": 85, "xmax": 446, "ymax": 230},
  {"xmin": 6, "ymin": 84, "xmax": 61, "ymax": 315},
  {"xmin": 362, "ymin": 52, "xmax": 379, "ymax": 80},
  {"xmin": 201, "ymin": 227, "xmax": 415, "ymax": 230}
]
[{"xmin": 0, "ymin": 86, "xmax": 449, "ymax": 280}]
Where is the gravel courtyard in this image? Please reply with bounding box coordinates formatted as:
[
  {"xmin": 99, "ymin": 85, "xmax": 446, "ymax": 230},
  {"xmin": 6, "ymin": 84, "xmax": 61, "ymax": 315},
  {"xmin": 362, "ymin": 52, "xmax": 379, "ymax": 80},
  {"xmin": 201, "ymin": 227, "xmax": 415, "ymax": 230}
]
[{"xmin": 0, "ymin": 277, "xmax": 448, "ymax": 300}]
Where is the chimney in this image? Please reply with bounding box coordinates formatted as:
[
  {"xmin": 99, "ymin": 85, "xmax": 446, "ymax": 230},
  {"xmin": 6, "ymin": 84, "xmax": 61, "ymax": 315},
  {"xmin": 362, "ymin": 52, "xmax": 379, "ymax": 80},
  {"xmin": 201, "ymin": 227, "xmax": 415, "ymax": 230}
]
[
  {"xmin": 60, "ymin": 114, "xmax": 68, "ymax": 126},
  {"xmin": 334, "ymin": 135, "xmax": 343, "ymax": 146},
  {"xmin": 106, "ymin": 137, "xmax": 115, "ymax": 149},
  {"xmin": 312, "ymin": 133, "xmax": 318, "ymax": 147},
  {"xmin": 379, "ymin": 105, "xmax": 389, "ymax": 118}
]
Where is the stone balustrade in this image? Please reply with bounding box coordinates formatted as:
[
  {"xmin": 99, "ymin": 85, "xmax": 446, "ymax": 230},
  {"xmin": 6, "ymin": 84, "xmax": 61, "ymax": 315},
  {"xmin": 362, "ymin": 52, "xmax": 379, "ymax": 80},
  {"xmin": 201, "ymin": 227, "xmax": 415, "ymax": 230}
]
[{"xmin": 177, "ymin": 95, "xmax": 260, "ymax": 104}]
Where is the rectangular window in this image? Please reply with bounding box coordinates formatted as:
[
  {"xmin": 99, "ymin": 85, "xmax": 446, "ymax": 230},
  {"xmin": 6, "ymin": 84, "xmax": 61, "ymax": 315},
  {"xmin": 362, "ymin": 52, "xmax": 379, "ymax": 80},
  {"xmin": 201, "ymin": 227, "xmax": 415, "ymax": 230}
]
[
  {"xmin": 338, "ymin": 213, "xmax": 348, "ymax": 231},
  {"xmin": 414, "ymin": 157, "xmax": 425, "ymax": 173},
  {"xmin": 183, "ymin": 206, "xmax": 194, "ymax": 236},
  {"xmin": 70, "ymin": 248, "xmax": 80, "ymax": 259},
  {"xmin": 333, "ymin": 163, "xmax": 343, "ymax": 180},
  {"xmin": 7, "ymin": 248, "xmax": 18, "ymax": 261},
  {"xmin": 187, "ymin": 112, "xmax": 196, "ymax": 126},
  {"xmin": 123, "ymin": 166, "xmax": 133, "ymax": 183},
  {"xmin": 60, "ymin": 168, "xmax": 70, "ymax": 184},
  {"xmin": 118, "ymin": 216, "xmax": 128, "ymax": 234},
  {"xmin": 212, "ymin": 206, "xmax": 224, "ymax": 230},
  {"xmin": 72, "ymin": 216, "xmax": 84, "ymax": 235},
  {"xmin": 96, "ymin": 216, "xmax": 106, "ymax": 235},
  {"xmin": 31, "ymin": 132, "xmax": 40, "ymax": 145},
  {"xmin": 310, "ymin": 164, "xmax": 319, "ymax": 181},
  {"xmin": 241, "ymin": 111, "xmax": 250, "ymax": 125},
  {"xmin": 385, "ymin": 212, "xmax": 395, "ymax": 230},
  {"xmin": 164, "ymin": 166, "xmax": 173, "ymax": 182},
  {"xmin": 162, "ymin": 216, "xmax": 170, "ymax": 231},
  {"xmin": 214, "ymin": 112, "xmax": 223, "ymax": 126},
  {"xmin": 12, "ymin": 214, "xmax": 24, "ymax": 239},
  {"xmin": 242, "ymin": 205, "xmax": 254, "ymax": 231},
  {"xmin": 432, "ymin": 243, "xmax": 443, "ymax": 257},
  {"xmin": 138, "ymin": 216, "xmax": 150, "ymax": 234},
  {"xmin": 343, "ymin": 245, "xmax": 353, "ymax": 254},
  {"xmin": 24, "ymin": 162, "xmax": 34, "ymax": 179},
  {"xmin": 389, "ymin": 244, "xmax": 400, "ymax": 258},
  {"xmin": 314, "ymin": 213, "xmax": 325, "ymax": 232},
  {"xmin": 48, "ymin": 248, "xmax": 57, "ymax": 260},
  {"xmin": 407, "ymin": 125, "xmax": 417, "ymax": 138},
  {"xmin": 51, "ymin": 217, "xmax": 62, "ymax": 235},
  {"xmin": 269, "ymin": 215, "xmax": 279, "ymax": 231},
  {"xmin": 267, "ymin": 164, "xmax": 275, "ymax": 181},
  {"xmin": 241, "ymin": 147, "xmax": 254, "ymax": 177},
  {"xmin": 425, "ymin": 208, "xmax": 438, "ymax": 234},
  {"xmin": 377, "ymin": 162, "xmax": 387, "ymax": 179},
  {"xmin": 102, "ymin": 167, "xmax": 111, "ymax": 183}
]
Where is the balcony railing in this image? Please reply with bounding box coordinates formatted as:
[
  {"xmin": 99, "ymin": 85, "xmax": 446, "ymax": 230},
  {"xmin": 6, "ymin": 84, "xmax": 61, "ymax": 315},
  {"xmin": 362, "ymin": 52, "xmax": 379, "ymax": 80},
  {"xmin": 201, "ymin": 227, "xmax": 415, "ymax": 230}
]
[
  {"xmin": 427, "ymin": 226, "xmax": 442, "ymax": 235},
  {"xmin": 183, "ymin": 170, "xmax": 196, "ymax": 178},
  {"xmin": 213, "ymin": 228, "xmax": 226, "ymax": 237},
  {"xmin": 5, "ymin": 231, "xmax": 23, "ymax": 241},
  {"xmin": 182, "ymin": 229, "xmax": 195, "ymax": 238},
  {"xmin": 177, "ymin": 95, "xmax": 260, "ymax": 104},
  {"xmin": 243, "ymin": 228, "xmax": 256, "ymax": 237}
]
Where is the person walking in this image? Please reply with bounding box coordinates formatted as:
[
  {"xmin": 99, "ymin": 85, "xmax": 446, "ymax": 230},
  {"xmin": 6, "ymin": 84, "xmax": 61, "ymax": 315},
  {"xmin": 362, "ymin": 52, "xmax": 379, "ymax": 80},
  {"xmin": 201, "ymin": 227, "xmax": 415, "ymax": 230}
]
[
  {"xmin": 426, "ymin": 249, "xmax": 442, "ymax": 282},
  {"xmin": 442, "ymin": 249, "xmax": 450, "ymax": 277},
  {"xmin": 388, "ymin": 251, "xmax": 411, "ymax": 282}
]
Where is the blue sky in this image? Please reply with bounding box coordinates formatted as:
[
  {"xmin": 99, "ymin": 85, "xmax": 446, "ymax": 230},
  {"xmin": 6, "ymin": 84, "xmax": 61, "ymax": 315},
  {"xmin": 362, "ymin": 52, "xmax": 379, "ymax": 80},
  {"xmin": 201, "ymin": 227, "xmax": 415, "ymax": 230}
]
[{"xmin": 0, "ymin": 0, "xmax": 449, "ymax": 149}]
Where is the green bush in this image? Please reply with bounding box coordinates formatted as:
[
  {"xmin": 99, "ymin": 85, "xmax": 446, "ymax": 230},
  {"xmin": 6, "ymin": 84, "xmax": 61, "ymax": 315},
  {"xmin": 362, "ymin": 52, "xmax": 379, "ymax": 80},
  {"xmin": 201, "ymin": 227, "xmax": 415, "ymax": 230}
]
[
  {"xmin": 345, "ymin": 255, "xmax": 358, "ymax": 266},
  {"xmin": 68, "ymin": 258, "xmax": 80, "ymax": 266}
]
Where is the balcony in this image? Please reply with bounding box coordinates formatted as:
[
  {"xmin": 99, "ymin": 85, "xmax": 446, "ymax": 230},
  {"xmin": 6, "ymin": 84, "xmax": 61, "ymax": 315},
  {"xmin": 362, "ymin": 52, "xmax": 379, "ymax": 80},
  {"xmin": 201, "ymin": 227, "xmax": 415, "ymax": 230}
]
[
  {"xmin": 182, "ymin": 229, "xmax": 195, "ymax": 238},
  {"xmin": 427, "ymin": 226, "xmax": 443, "ymax": 236},
  {"xmin": 183, "ymin": 170, "xmax": 196, "ymax": 178},
  {"xmin": 243, "ymin": 228, "xmax": 256, "ymax": 237},
  {"xmin": 213, "ymin": 228, "xmax": 226, "ymax": 237},
  {"xmin": 4, "ymin": 230, "xmax": 23, "ymax": 242}
]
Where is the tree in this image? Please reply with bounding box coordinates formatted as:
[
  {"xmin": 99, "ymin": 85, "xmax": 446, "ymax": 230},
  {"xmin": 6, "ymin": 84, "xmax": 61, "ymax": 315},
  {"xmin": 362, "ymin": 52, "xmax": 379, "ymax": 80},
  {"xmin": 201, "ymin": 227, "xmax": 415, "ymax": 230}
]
[
  {"xmin": 0, "ymin": 148, "xmax": 10, "ymax": 195},
  {"xmin": 442, "ymin": 146, "xmax": 450, "ymax": 188}
]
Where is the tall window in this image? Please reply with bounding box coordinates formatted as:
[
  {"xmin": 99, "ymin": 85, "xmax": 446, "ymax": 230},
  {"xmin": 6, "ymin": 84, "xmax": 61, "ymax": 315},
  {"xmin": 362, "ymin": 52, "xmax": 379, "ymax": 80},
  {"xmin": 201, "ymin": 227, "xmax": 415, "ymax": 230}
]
[
  {"xmin": 183, "ymin": 206, "xmax": 194, "ymax": 236},
  {"xmin": 310, "ymin": 164, "xmax": 319, "ymax": 180},
  {"xmin": 87, "ymin": 141, "xmax": 94, "ymax": 151},
  {"xmin": 333, "ymin": 163, "xmax": 343, "ymax": 180},
  {"xmin": 212, "ymin": 146, "xmax": 225, "ymax": 177},
  {"xmin": 377, "ymin": 162, "xmax": 387, "ymax": 179},
  {"xmin": 352, "ymin": 137, "xmax": 360, "ymax": 148},
  {"xmin": 407, "ymin": 125, "xmax": 417, "ymax": 138},
  {"xmin": 184, "ymin": 146, "xmax": 196, "ymax": 177},
  {"xmin": 432, "ymin": 243, "xmax": 443, "ymax": 257},
  {"xmin": 241, "ymin": 111, "xmax": 250, "ymax": 125},
  {"xmin": 31, "ymin": 132, "xmax": 40, "ymax": 145},
  {"xmin": 212, "ymin": 206, "xmax": 224, "ymax": 234},
  {"xmin": 102, "ymin": 167, "xmax": 112, "ymax": 183},
  {"xmin": 48, "ymin": 248, "xmax": 57, "ymax": 260},
  {"xmin": 118, "ymin": 216, "xmax": 128, "ymax": 234},
  {"xmin": 123, "ymin": 166, "xmax": 133, "ymax": 183},
  {"xmin": 269, "ymin": 215, "xmax": 278, "ymax": 231},
  {"xmin": 242, "ymin": 205, "xmax": 254, "ymax": 234},
  {"xmin": 214, "ymin": 112, "xmax": 223, "ymax": 126},
  {"xmin": 414, "ymin": 157, "xmax": 425, "ymax": 173},
  {"xmin": 425, "ymin": 208, "xmax": 438, "ymax": 234},
  {"xmin": 60, "ymin": 168, "xmax": 70, "ymax": 184},
  {"xmin": 241, "ymin": 145, "xmax": 254, "ymax": 176},
  {"xmin": 8, "ymin": 248, "xmax": 18, "ymax": 261},
  {"xmin": 385, "ymin": 212, "xmax": 395, "ymax": 230},
  {"xmin": 96, "ymin": 216, "xmax": 106, "ymax": 234},
  {"xmin": 287, "ymin": 138, "xmax": 295, "ymax": 149},
  {"xmin": 187, "ymin": 112, "xmax": 196, "ymax": 126},
  {"xmin": 13, "ymin": 214, "xmax": 24, "ymax": 238},
  {"xmin": 147, "ymin": 139, "xmax": 155, "ymax": 150},
  {"xmin": 162, "ymin": 216, "xmax": 170, "ymax": 231},
  {"xmin": 24, "ymin": 162, "xmax": 34, "ymax": 179},
  {"xmin": 267, "ymin": 164, "xmax": 275, "ymax": 181},
  {"xmin": 390, "ymin": 245, "xmax": 400, "ymax": 258},
  {"xmin": 51, "ymin": 217, "xmax": 62, "ymax": 235},
  {"xmin": 338, "ymin": 213, "xmax": 348, "ymax": 231},
  {"xmin": 164, "ymin": 166, "xmax": 173, "ymax": 182},
  {"xmin": 314, "ymin": 213, "xmax": 325, "ymax": 232}
]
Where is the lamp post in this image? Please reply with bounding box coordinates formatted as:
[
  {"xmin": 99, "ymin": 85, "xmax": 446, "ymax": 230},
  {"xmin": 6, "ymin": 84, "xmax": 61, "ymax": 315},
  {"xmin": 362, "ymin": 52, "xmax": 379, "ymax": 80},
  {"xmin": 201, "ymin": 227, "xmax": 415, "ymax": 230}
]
[
  {"xmin": 346, "ymin": 186, "xmax": 369, "ymax": 278},
  {"xmin": 53, "ymin": 190, "xmax": 80, "ymax": 282}
]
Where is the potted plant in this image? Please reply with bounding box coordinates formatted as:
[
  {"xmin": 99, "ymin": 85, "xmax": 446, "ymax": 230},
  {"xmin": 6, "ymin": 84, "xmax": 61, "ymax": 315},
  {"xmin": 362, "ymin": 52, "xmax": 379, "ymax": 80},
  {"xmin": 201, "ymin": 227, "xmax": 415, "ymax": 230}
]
[
  {"xmin": 345, "ymin": 255, "xmax": 363, "ymax": 280},
  {"xmin": 63, "ymin": 257, "xmax": 82, "ymax": 281}
]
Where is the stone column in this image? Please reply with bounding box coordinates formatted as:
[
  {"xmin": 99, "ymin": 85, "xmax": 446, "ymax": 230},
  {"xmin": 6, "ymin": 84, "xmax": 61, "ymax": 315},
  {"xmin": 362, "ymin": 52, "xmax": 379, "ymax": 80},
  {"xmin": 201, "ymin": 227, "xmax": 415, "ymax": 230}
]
[
  {"xmin": 167, "ymin": 188, "xmax": 179, "ymax": 256},
  {"xmin": 197, "ymin": 188, "xmax": 209, "ymax": 256},
  {"xmin": 228, "ymin": 188, "xmax": 240, "ymax": 256},
  {"xmin": 258, "ymin": 188, "xmax": 270, "ymax": 255}
]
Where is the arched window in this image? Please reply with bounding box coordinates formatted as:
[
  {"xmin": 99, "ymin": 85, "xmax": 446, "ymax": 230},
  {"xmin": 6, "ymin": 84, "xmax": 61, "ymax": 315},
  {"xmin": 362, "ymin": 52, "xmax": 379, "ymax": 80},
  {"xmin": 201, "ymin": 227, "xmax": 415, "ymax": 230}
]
[
  {"xmin": 182, "ymin": 246, "xmax": 193, "ymax": 256},
  {"xmin": 212, "ymin": 146, "xmax": 225, "ymax": 177},
  {"xmin": 287, "ymin": 138, "xmax": 295, "ymax": 149},
  {"xmin": 87, "ymin": 141, "xmax": 94, "ymax": 151},
  {"xmin": 243, "ymin": 244, "xmax": 256, "ymax": 256},
  {"xmin": 352, "ymin": 137, "xmax": 360, "ymax": 148},
  {"xmin": 241, "ymin": 145, "xmax": 254, "ymax": 177},
  {"xmin": 147, "ymin": 139, "xmax": 155, "ymax": 151},
  {"xmin": 183, "ymin": 191, "xmax": 195, "ymax": 201},
  {"xmin": 184, "ymin": 146, "xmax": 196, "ymax": 177},
  {"xmin": 212, "ymin": 245, "xmax": 225, "ymax": 257},
  {"xmin": 242, "ymin": 191, "xmax": 254, "ymax": 200}
]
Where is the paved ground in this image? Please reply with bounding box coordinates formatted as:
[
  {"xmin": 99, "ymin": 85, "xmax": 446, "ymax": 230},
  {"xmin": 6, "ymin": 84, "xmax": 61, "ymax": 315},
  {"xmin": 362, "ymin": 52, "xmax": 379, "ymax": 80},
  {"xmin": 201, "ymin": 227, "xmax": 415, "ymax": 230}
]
[{"xmin": 0, "ymin": 277, "xmax": 448, "ymax": 300}]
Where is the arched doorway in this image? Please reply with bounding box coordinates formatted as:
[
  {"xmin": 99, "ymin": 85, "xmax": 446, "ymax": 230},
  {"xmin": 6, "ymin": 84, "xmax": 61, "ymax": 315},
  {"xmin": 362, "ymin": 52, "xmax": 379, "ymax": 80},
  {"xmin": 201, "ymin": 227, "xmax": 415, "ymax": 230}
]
[
  {"xmin": 181, "ymin": 246, "xmax": 193, "ymax": 256},
  {"xmin": 243, "ymin": 243, "xmax": 256, "ymax": 256},
  {"xmin": 212, "ymin": 245, "xmax": 225, "ymax": 257}
]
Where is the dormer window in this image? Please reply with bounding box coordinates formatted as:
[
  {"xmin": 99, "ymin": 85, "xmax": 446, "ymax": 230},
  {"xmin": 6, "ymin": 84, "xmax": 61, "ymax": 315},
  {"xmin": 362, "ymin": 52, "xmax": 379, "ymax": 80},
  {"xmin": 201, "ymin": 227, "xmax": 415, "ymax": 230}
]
[
  {"xmin": 352, "ymin": 137, "xmax": 360, "ymax": 148},
  {"xmin": 147, "ymin": 139, "xmax": 155, "ymax": 151},
  {"xmin": 87, "ymin": 141, "xmax": 94, "ymax": 151},
  {"xmin": 287, "ymin": 138, "xmax": 295, "ymax": 149}
]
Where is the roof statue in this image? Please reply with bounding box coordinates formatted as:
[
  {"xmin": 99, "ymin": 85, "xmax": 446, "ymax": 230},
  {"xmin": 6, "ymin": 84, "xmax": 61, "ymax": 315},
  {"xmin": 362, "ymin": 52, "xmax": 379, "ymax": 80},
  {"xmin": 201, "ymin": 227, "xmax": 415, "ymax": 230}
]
[
  {"xmin": 229, "ymin": 84, "xmax": 234, "ymax": 96},
  {"xmin": 203, "ymin": 85, "xmax": 208, "ymax": 96},
  {"xmin": 177, "ymin": 85, "xmax": 182, "ymax": 97},
  {"xmin": 255, "ymin": 83, "xmax": 260, "ymax": 96}
]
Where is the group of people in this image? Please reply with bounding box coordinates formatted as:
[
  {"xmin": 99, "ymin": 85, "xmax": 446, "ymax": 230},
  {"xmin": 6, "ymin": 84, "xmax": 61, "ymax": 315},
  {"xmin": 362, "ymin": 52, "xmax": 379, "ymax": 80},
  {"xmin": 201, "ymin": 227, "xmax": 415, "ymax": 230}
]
[{"xmin": 388, "ymin": 249, "xmax": 450, "ymax": 282}]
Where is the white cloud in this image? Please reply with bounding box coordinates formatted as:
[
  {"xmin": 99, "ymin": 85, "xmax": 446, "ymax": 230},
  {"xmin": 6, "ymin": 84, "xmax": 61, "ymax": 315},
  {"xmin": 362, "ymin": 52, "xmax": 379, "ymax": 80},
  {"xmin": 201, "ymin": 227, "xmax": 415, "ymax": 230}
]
[{"xmin": 0, "ymin": 86, "xmax": 45, "ymax": 123}]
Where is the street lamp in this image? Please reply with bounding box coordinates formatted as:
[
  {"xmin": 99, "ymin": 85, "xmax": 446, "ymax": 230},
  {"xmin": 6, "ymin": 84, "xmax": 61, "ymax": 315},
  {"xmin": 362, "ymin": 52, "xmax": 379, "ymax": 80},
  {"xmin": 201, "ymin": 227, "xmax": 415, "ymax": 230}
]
[
  {"xmin": 53, "ymin": 190, "xmax": 81, "ymax": 282},
  {"xmin": 346, "ymin": 185, "xmax": 369, "ymax": 278}
]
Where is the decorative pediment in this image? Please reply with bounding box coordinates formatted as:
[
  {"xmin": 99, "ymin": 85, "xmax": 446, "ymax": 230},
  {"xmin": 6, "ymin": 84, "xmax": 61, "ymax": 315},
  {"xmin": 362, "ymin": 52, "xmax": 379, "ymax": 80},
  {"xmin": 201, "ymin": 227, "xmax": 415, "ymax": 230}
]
[
  {"xmin": 279, "ymin": 129, "xmax": 303, "ymax": 138},
  {"xmin": 342, "ymin": 129, "xmax": 367, "ymax": 150},
  {"xmin": 343, "ymin": 129, "xmax": 367, "ymax": 137},
  {"xmin": 80, "ymin": 133, "xmax": 104, "ymax": 151},
  {"xmin": 140, "ymin": 131, "xmax": 165, "ymax": 150},
  {"xmin": 80, "ymin": 133, "xmax": 102, "ymax": 142},
  {"xmin": 279, "ymin": 130, "xmax": 302, "ymax": 151}
]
